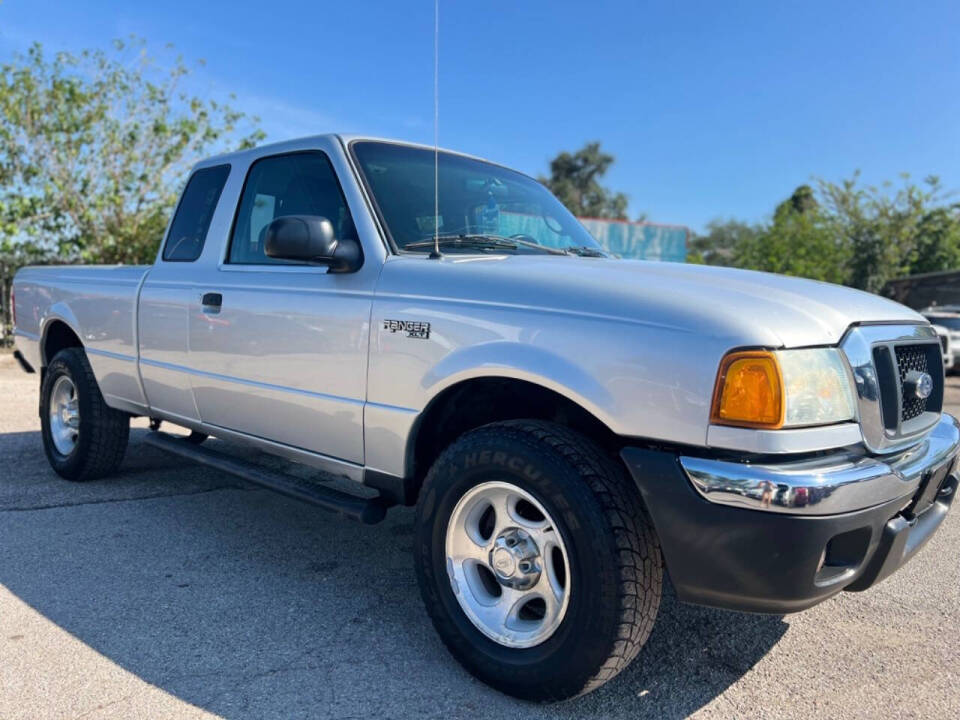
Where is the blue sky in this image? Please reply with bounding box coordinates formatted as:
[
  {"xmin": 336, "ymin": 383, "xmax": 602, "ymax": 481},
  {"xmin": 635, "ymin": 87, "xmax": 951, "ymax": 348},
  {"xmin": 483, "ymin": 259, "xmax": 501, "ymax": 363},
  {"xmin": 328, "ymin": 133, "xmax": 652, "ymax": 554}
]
[{"xmin": 2, "ymin": 0, "xmax": 958, "ymax": 232}]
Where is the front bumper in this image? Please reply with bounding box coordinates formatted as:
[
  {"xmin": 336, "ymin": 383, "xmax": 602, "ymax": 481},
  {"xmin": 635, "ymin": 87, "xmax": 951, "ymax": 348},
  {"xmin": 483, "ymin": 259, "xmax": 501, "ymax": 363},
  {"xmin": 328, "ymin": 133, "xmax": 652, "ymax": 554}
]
[
  {"xmin": 682, "ymin": 414, "xmax": 960, "ymax": 515},
  {"xmin": 621, "ymin": 414, "xmax": 960, "ymax": 614}
]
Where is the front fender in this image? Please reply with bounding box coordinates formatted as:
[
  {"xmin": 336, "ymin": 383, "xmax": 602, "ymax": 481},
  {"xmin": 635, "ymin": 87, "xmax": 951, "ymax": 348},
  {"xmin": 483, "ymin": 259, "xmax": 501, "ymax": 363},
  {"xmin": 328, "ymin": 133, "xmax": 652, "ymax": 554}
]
[
  {"xmin": 421, "ymin": 341, "xmax": 617, "ymax": 429},
  {"xmin": 363, "ymin": 339, "xmax": 620, "ymax": 480}
]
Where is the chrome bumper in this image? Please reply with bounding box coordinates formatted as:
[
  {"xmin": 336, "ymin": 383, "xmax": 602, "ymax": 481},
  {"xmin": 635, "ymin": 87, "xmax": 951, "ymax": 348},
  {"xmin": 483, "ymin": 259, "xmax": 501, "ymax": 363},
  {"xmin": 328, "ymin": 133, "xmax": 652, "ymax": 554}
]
[{"xmin": 680, "ymin": 413, "xmax": 960, "ymax": 516}]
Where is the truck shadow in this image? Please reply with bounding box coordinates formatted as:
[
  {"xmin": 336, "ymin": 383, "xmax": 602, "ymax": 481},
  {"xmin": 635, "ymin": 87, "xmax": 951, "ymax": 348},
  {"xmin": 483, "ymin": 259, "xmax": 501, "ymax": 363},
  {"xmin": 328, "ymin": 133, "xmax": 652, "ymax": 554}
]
[{"xmin": 0, "ymin": 429, "xmax": 787, "ymax": 719}]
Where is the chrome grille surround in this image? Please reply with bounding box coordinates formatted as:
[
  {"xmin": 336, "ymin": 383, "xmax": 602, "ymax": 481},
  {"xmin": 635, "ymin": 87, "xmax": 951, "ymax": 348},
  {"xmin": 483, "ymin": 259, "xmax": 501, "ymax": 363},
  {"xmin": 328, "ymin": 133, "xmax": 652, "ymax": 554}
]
[{"xmin": 840, "ymin": 323, "xmax": 943, "ymax": 454}]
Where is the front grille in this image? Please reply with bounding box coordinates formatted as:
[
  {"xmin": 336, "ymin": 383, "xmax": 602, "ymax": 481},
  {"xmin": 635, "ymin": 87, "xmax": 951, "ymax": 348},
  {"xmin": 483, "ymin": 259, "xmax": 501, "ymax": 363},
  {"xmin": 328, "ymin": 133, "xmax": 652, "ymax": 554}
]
[
  {"xmin": 871, "ymin": 341, "xmax": 943, "ymax": 430},
  {"xmin": 840, "ymin": 325, "xmax": 944, "ymax": 453},
  {"xmin": 896, "ymin": 345, "xmax": 932, "ymax": 421}
]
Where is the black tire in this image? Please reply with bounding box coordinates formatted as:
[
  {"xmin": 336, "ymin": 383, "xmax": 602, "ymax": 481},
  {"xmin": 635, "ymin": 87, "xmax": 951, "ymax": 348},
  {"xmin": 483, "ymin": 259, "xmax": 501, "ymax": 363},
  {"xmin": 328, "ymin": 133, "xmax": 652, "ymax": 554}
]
[
  {"xmin": 414, "ymin": 420, "xmax": 662, "ymax": 701},
  {"xmin": 40, "ymin": 347, "xmax": 130, "ymax": 482},
  {"xmin": 185, "ymin": 431, "xmax": 209, "ymax": 445}
]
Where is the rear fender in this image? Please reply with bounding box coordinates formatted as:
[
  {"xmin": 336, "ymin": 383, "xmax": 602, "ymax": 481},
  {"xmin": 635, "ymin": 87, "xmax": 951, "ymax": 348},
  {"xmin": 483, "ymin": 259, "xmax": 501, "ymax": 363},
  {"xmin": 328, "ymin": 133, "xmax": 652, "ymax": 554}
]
[{"xmin": 39, "ymin": 303, "xmax": 84, "ymax": 364}]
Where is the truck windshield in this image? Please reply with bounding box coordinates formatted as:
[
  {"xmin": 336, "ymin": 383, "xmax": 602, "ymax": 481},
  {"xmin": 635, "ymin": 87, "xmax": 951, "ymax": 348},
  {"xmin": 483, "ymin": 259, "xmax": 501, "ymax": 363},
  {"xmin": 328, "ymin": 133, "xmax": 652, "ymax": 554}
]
[{"xmin": 351, "ymin": 141, "xmax": 606, "ymax": 255}]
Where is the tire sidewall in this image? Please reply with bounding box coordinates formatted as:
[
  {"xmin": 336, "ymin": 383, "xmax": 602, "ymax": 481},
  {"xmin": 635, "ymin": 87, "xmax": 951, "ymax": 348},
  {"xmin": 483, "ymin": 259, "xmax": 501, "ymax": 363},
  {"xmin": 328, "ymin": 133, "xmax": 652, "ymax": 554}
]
[
  {"xmin": 40, "ymin": 349, "xmax": 95, "ymax": 478},
  {"xmin": 416, "ymin": 426, "xmax": 623, "ymax": 697}
]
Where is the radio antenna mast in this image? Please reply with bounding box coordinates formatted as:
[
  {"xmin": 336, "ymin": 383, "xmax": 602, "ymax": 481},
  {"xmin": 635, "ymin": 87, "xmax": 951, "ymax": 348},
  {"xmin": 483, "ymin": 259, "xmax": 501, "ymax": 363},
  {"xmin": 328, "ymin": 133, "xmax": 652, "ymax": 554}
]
[{"xmin": 430, "ymin": 0, "xmax": 441, "ymax": 259}]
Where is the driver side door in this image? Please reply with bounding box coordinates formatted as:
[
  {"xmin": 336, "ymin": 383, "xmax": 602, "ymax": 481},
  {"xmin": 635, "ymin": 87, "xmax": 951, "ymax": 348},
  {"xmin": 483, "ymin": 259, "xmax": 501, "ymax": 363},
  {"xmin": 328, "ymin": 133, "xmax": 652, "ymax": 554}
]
[{"xmin": 186, "ymin": 147, "xmax": 375, "ymax": 465}]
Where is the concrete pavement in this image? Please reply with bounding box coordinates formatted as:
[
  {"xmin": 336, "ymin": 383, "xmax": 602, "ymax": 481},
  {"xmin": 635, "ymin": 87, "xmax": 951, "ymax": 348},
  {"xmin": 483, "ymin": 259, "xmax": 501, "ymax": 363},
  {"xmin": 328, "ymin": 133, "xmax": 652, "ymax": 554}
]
[{"xmin": 1, "ymin": 353, "xmax": 959, "ymax": 719}]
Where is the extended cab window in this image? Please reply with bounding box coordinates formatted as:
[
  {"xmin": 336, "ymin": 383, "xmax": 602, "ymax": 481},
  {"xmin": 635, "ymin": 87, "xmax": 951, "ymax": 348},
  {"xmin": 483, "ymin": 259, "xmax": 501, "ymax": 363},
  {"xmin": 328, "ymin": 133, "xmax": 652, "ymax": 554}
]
[
  {"xmin": 162, "ymin": 164, "xmax": 231, "ymax": 262},
  {"xmin": 228, "ymin": 152, "xmax": 356, "ymax": 264}
]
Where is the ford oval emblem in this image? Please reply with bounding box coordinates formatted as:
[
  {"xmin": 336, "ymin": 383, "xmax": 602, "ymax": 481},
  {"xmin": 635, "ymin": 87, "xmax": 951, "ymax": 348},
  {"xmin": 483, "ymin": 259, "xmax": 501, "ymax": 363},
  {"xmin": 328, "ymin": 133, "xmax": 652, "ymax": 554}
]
[{"xmin": 915, "ymin": 372, "xmax": 933, "ymax": 400}]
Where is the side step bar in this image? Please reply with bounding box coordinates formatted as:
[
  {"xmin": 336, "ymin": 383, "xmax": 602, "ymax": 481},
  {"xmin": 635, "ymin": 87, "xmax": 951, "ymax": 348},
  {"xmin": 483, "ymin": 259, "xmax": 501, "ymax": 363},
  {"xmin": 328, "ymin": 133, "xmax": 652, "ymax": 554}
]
[{"xmin": 143, "ymin": 431, "xmax": 390, "ymax": 524}]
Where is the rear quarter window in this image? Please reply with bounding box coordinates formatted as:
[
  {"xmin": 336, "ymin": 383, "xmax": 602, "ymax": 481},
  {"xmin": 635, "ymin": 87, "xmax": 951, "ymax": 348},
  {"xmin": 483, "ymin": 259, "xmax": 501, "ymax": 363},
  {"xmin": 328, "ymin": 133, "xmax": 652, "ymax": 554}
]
[{"xmin": 162, "ymin": 164, "xmax": 231, "ymax": 262}]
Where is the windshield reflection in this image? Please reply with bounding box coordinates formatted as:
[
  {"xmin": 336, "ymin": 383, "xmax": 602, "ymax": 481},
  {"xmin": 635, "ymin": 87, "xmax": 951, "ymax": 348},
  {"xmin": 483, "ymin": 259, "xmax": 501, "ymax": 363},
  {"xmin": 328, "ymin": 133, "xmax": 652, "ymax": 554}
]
[{"xmin": 351, "ymin": 141, "xmax": 606, "ymax": 255}]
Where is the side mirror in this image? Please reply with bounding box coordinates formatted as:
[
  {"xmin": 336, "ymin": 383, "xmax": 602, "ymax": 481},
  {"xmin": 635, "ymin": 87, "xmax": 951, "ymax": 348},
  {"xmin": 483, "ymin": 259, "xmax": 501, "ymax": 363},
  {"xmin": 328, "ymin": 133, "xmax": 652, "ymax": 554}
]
[{"xmin": 263, "ymin": 215, "xmax": 362, "ymax": 273}]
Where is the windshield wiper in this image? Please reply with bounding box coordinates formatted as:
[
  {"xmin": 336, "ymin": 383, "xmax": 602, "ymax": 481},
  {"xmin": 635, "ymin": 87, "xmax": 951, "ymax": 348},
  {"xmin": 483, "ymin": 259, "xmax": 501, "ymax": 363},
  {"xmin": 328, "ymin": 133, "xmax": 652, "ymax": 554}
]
[
  {"xmin": 405, "ymin": 234, "xmax": 566, "ymax": 255},
  {"xmin": 563, "ymin": 245, "xmax": 608, "ymax": 257},
  {"xmin": 405, "ymin": 234, "xmax": 517, "ymax": 252}
]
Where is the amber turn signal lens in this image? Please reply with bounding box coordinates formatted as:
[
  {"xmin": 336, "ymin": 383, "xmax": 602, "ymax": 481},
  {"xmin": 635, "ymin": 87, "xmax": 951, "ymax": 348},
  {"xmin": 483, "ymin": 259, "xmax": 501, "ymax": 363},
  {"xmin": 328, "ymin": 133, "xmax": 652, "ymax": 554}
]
[{"xmin": 711, "ymin": 351, "xmax": 784, "ymax": 429}]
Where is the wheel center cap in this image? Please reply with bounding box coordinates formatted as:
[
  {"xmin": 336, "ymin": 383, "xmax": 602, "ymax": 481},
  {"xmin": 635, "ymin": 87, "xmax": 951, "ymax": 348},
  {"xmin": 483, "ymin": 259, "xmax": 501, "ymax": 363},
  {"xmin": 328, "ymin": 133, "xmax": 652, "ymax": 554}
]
[
  {"xmin": 488, "ymin": 527, "xmax": 541, "ymax": 590},
  {"xmin": 491, "ymin": 547, "xmax": 516, "ymax": 576}
]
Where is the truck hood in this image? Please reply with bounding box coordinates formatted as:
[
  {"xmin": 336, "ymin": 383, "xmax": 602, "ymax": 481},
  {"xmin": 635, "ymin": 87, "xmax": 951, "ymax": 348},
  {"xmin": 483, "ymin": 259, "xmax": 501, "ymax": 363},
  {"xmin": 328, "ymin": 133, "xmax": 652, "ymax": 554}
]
[{"xmin": 382, "ymin": 255, "xmax": 924, "ymax": 348}]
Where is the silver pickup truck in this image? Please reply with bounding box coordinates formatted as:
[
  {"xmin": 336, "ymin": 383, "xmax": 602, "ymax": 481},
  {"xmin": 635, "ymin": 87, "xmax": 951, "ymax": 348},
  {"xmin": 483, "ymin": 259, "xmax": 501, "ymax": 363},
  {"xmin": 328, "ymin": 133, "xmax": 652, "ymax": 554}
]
[{"xmin": 11, "ymin": 135, "xmax": 960, "ymax": 701}]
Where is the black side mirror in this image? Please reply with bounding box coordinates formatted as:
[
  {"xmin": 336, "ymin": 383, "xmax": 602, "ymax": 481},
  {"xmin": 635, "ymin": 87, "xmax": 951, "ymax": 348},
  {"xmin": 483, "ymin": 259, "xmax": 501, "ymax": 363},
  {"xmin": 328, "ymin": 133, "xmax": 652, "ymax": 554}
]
[{"xmin": 263, "ymin": 215, "xmax": 362, "ymax": 273}]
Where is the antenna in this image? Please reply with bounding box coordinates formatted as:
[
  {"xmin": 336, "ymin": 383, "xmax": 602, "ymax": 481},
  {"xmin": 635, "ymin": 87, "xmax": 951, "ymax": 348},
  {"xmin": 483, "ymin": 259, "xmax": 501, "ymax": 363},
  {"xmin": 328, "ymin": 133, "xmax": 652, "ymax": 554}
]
[{"xmin": 430, "ymin": 0, "xmax": 442, "ymax": 259}]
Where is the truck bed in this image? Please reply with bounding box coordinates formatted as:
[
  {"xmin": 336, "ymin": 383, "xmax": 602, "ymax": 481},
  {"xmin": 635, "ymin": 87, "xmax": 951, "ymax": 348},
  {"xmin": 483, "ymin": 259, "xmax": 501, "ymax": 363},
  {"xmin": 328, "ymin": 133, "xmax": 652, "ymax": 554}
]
[{"xmin": 13, "ymin": 265, "xmax": 151, "ymax": 410}]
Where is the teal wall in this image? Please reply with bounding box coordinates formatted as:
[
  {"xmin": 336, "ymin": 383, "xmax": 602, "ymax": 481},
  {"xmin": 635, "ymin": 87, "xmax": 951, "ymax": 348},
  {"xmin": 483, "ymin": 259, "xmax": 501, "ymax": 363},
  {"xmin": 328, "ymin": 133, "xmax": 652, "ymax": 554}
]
[
  {"xmin": 578, "ymin": 219, "xmax": 688, "ymax": 262},
  {"xmin": 492, "ymin": 211, "xmax": 688, "ymax": 261}
]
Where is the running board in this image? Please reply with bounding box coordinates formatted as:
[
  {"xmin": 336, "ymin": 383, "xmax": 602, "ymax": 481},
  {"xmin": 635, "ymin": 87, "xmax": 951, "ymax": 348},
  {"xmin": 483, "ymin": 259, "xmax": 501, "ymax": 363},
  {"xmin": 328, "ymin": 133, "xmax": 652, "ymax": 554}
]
[{"xmin": 143, "ymin": 431, "xmax": 389, "ymax": 524}]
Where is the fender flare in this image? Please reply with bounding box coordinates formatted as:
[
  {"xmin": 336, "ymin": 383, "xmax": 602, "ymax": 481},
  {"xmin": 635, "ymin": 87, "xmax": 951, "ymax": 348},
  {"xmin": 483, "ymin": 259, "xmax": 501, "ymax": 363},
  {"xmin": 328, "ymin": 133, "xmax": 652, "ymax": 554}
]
[
  {"xmin": 403, "ymin": 342, "xmax": 621, "ymax": 479},
  {"xmin": 421, "ymin": 342, "xmax": 616, "ymax": 423},
  {"xmin": 39, "ymin": 303, "xmax": 84, "ymax": 365}
]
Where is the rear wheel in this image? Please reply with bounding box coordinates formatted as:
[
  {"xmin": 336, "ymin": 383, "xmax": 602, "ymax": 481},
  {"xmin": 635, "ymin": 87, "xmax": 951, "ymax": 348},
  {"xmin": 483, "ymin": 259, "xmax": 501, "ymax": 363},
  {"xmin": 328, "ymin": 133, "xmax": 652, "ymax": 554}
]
[
  {"xmin": 40, "ymin": 347, "xmax": 130, "ymax": 481},
  {"xmin": 414, "ymin": 420, "xmax": 662, "ymax": 701}
]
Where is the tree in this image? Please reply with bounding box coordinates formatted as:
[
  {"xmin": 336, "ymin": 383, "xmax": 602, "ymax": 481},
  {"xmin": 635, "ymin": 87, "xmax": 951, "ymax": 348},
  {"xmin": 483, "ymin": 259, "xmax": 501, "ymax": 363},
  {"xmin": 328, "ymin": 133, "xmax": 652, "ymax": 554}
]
[
  {"xmin": 691, "ymin": 177, "xmax": 960, "ymax": 289},
  {"xmin": 817, "ymin": 173, "xmax": 947, "ymax": 293},
  {"xmin": 0, "ymin": 39, "xmax": 264, "ymax": 267},
  {"xmin": 733, "ymin": 185, "xmax": 849, "ymax": 284},
  {"xmin": 0, "ymin": 39, "xmax": 264, "ymax": 343},
  {"xmin": 911, "ymin": 205, "xmax": 960, "ymax": 275},
  {"xmin": 539, "ymin": 142, "xmax": 631, "ymax": 219},
  {"xmin": 686, "ymin": 218, "xmax": 761, "ymax": 265}
]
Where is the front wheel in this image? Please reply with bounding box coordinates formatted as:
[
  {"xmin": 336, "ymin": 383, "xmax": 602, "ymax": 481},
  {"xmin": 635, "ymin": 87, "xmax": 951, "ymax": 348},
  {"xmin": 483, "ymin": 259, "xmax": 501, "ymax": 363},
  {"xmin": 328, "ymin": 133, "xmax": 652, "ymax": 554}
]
[
  {"xmin": 40, "ymin": 347, "xmax": 130, "ymax": 481},
  {"xmin": 414, "ymin": 420, "xmax": 662, "ymax": 701}
]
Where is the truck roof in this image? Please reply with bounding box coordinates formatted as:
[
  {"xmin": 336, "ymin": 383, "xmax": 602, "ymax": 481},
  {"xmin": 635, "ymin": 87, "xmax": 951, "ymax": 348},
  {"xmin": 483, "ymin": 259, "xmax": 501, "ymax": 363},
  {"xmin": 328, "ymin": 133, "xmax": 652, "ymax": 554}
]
[{"xmin": 193, "ymin": 133, "xmax": 491, "ymax": 171}]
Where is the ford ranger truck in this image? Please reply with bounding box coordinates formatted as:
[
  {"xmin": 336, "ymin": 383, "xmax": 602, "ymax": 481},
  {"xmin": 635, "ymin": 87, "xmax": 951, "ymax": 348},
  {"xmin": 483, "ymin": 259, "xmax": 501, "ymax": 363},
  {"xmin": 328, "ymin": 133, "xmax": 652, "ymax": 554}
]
[{"xmin": 11, "ymin": 135, "xmax": 959, "ymax": 701}]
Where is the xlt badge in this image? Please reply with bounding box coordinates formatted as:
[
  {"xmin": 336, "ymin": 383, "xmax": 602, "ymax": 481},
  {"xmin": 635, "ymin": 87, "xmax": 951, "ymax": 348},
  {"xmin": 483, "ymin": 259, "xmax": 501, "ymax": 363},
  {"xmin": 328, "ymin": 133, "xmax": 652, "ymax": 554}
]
[{"xmin": 383, "ymin": 319, "xmax": 431, "ymax": 339}]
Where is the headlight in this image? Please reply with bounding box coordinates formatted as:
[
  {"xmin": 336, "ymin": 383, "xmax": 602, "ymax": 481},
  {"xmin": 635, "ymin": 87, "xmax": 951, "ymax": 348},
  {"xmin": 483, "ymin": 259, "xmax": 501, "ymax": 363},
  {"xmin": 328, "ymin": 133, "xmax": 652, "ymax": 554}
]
[{"xmin": 711, "ymin": 348, "xmax": 856, "ymax": 429}]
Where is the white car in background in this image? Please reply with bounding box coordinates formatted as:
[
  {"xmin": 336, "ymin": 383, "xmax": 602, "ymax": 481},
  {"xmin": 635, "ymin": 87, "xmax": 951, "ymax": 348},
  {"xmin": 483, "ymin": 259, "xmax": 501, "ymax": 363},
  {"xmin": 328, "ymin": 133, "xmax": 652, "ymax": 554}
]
[
  {"xmin": 932, "ymin": 324, "xmax": 954, "ymax": 372},
  {"xmin": 922, "ymin": 309, "xmax": 960, "ymax": 371}
]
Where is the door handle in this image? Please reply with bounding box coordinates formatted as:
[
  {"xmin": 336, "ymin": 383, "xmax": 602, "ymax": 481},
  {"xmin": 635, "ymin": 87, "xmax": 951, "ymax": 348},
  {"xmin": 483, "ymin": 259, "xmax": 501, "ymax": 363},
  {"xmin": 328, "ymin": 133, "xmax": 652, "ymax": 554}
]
[{"xmin": 201, "ymin": 292, "xmax": 222, "ymax": 312}]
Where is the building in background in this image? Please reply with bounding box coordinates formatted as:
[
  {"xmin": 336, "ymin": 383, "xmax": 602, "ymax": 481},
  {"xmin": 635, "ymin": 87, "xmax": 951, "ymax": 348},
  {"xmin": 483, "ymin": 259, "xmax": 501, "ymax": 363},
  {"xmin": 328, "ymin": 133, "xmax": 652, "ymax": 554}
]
[
  {"xmin": 884, "ymin": 270, "xmax": 960, "ymax": 311},
  {"xmin": 578, "ymin": 218, "xmax": 688, "ymax": 262}
]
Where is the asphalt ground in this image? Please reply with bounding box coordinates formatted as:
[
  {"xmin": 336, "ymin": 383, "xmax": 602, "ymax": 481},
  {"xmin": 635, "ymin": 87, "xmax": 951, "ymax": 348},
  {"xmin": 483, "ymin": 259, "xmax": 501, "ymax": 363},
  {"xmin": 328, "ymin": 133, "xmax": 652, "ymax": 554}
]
[{"xmin": 1, "ymin": 352, "xmax": 959, "ymax": 719}]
